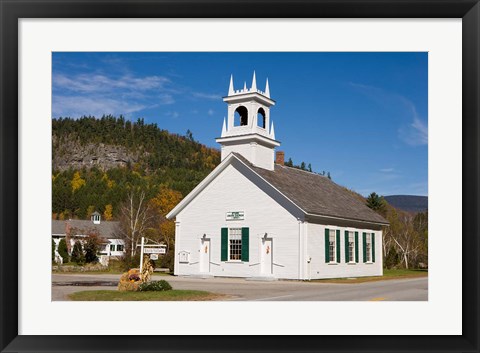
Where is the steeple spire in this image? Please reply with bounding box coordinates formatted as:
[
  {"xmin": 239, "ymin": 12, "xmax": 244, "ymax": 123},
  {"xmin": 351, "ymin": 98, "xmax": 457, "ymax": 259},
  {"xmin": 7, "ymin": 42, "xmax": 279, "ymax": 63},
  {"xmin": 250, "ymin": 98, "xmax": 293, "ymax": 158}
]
[
  {"xmin": 221, "ymin": 117, "xmax": 227, "ymax": 136},
  {"xmin": 218, "ymin": 72, "xmax": 279, "ymax": 170},
  {"xmin": 251, "ymin": 71, "xmax": 257, "ymax": 91},
  {"xmin": 270, "ymin": 121, "xmax": 275, "ymax": 140},
  {"xmin": 228, "ymin": 75, "xmax": 234, "ymax": 96}
]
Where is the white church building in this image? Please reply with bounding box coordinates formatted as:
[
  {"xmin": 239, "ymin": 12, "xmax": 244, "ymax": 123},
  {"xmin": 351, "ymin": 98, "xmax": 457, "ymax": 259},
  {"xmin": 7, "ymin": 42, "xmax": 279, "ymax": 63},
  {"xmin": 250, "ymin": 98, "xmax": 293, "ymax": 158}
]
[{"xmin": 167, "ymin": 73, "xmax": 389, "ymax": 280}]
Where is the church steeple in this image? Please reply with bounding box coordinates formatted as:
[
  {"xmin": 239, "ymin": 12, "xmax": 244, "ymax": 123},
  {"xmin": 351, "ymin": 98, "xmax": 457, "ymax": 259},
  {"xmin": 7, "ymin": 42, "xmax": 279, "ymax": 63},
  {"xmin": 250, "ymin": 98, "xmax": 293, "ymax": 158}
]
[{"xmin": 216, "ymin": 72, "xmax": 280, "ymax": 170}]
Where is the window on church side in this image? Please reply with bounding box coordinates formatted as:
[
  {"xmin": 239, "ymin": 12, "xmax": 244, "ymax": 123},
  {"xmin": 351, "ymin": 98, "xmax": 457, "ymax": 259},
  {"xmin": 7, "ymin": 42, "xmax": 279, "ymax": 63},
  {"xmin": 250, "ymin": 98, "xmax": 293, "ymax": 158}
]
[
  {"xmin": 257, "ymin": 108, "xmax": 266, "ymax": 128},
  {"xmin": 348, "ymin": 232, "xmax": 355, "ymax": 262},
  {"xmin": 234, "ymin": 106, "xmax": 248, "ymax": 126},
  {"xmin": 329, "ymin": 230, "xmax": 336, "ymax": 263},
  {"xmin": 229, "ymin": 228, "xmax": 242, "ymax": 260},
  {"xmin": 365, "ymin": 233, "xmax": 372, "ymax": 262}
]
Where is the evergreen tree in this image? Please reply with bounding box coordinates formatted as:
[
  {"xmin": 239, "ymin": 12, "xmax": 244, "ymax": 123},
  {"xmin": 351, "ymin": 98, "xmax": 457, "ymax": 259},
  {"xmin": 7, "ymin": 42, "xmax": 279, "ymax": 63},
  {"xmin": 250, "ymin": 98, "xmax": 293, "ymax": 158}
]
[
  {"xmin": 52, "ymin": 239, "xmax": 55, "ymax": 262},
  {"xmin": 71, "ymin": 240, "xmax": 85, "ymax": 265},
  {"xmin": 58, "ymin": 238, "xmax": 69, "ymax": 263},
  {"xmin": 84, "ymin": 232, "xmax": 100, "ymax": 263},
  {"xmin": 366, "ymin": 192, "xmax": 386, "ymax": 212}
]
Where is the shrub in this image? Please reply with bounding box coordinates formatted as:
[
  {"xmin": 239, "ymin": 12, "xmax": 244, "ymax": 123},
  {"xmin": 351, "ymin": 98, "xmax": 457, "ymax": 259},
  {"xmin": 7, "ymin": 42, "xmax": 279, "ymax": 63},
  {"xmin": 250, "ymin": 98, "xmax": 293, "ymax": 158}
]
[
  {"xmin": 52, "ymin": 239, "xmax": 55, "ymax": 262},
  {"xmin": 84, "ymin": 231, "xmax": 100, "ymax": 263},
  {"xmin": 57, "ymin": 238, "xmax": 69, "ymax": 263},
  {"xmin": 71, "ymin": 240, "xmax": 85, "ymax": 265},
  {"xmin": 139, "ymin": 280, "xmax": 172, "ymax": 292},
  {"xmin": 160, "ymin": 250, "xmax": 174, "ymax": 273},
  {"xmin": 119, "ymin": 252, "xmax": 141, "ymax": 271}
]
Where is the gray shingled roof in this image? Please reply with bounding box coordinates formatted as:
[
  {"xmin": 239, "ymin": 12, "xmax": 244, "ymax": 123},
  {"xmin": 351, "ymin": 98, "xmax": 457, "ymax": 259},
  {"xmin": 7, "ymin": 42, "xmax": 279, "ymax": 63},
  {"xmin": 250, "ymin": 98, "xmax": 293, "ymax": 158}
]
[
  {"xmin": 234, "ymin": 153, "xmax": 388, "ymax": 225},
  {"xmin": 52, "ymin": 219, "xmax": 121, "ymax": 238}
]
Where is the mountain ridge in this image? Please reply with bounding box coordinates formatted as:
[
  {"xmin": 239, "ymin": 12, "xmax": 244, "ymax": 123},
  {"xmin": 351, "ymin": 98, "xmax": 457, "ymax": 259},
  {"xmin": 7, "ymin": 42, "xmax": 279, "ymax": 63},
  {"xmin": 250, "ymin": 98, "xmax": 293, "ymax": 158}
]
[{"xmin": 384, "ymin": 195, "xmax": 428, "ymax": 213}]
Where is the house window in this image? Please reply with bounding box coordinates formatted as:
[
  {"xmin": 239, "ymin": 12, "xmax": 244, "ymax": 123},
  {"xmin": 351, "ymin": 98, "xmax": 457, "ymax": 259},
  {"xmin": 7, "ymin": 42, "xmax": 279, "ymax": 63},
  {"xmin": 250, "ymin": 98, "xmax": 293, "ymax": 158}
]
[
  {"xmin": 348, "ymin": 232, "xmax": 355, "ymax": 262},
  {"xmin": 329, "ymin": 230, "xmax": 336, "ymax": 263},
  {"xmin": 110, "ymin": 244, "xmax": 115, "ymax": 252},
  {"xmin": 116, "ymin": 244, "xmax": 124, "ymax": 252},
  {"xmin": 229, "ymin": 228, "xmax": 242, "ymax": 260},
  {"xmin": 365, "ymin": 233, "xmax": 372, "ymax": 262}
]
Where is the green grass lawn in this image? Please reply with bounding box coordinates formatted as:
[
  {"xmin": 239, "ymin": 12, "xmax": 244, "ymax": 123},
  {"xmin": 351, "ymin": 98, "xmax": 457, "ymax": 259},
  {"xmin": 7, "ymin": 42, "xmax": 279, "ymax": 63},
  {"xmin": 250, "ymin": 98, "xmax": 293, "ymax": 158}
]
[
  {"xmin": 311, "ymin": 269, "xmax": 428, "ymax": 284},
  {"xmin": 68, "ymin": 289, "xmax": 223, "ymax": 301}
]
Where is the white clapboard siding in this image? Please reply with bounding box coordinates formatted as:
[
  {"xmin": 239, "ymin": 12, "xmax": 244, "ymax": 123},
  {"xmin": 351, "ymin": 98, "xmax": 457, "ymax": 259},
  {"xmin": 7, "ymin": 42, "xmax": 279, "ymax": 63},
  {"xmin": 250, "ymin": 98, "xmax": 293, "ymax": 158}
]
[
  {"xmin": 307, "ymin": 223, "xmax": 383, "ymax": 279},
  {"xmin": 174, "ymin": 161, "xmax": 302, "ymax": 279}
]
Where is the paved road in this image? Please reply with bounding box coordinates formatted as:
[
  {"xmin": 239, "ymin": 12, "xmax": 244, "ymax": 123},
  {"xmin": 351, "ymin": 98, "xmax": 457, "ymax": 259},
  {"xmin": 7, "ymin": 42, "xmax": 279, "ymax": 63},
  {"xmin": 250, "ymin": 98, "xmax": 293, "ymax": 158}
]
[{"xmin": 52, "ymin": 273, "xmax": 428, "ymax": 301}]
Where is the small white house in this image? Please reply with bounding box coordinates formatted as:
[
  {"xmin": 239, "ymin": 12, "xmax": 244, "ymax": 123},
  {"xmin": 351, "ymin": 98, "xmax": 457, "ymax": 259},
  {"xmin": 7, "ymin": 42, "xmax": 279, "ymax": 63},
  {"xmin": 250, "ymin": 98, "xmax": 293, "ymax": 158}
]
[
  {"xmin": 52, "ymin": 212, "xmax": 125, "ymax": 265},
  {"xmin": 167, "ymin": 73, "xmax": 389, "ymax": 280}
]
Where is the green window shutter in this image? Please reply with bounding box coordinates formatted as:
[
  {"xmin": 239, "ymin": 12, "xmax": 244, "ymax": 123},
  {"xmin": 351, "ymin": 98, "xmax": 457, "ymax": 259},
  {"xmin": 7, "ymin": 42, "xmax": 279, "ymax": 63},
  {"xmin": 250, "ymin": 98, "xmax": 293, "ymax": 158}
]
[
  {"xmin": 355, "ymin": 232, "xmax": 359, "ymax": 263},
  {"xmin": 362, "ymin": 232, "xmax": 367, "ymax": 263},
  {"xmin": 344, "ymin": 231, "xmax": 349, "ymax": 263},
  {"xmin": 324, "ymin": 228, "xmax": 329, "ymax": 263},
  {"xmin": 336, "ymin": 230, "xmax": 341, "ymax": 263},
  {"xmin": 372, "ymin": 233, "xmax": 376, "ymax": 262},
  {"xmin": 241, "ymin": 227, "xmax": 249, "ymax": 262},
  {"xmin": 221, "ymin": 228, "xmax": 228, "ymax": 261}
]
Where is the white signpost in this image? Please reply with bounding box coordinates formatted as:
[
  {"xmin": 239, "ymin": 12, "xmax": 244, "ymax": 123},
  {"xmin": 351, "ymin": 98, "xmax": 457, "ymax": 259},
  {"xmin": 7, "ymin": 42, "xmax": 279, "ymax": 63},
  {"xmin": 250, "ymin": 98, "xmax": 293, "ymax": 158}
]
[{"xmin": 137, "ymin": 237, "xmax": 167, "ymax": 272}]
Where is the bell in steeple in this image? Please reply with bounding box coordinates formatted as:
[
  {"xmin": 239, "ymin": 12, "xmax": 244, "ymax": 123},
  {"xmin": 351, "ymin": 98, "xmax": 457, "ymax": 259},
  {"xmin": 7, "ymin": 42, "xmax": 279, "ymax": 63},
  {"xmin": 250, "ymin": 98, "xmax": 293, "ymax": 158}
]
[{"xmin": 216, "ymin": 72, "xmax": 280, "ymax": 170}]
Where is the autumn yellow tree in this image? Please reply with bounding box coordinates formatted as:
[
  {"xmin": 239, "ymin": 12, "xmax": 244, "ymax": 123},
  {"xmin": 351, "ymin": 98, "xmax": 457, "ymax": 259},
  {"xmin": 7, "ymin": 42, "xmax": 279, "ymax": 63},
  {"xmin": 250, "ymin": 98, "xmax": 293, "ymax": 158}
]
[
  {"xmin": 71, "ymin": 171, "xmax": 86, "ymax": 192},
  {"xmin": 149, "ymin": 187, "xmax": 182, "ymax": 271},
  {"xmin": 86, "ymin": 205, "xmax": 96, "ymax": 218},
  {"xmin": 103, "ymin": 204, "xmax": 113, "ymax": 221}
]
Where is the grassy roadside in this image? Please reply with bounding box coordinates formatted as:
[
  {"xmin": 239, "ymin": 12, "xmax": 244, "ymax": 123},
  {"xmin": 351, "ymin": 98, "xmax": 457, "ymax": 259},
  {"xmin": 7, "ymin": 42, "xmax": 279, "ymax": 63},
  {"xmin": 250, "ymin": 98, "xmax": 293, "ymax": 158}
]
[
  {"xmin": 69, "ymin": 290, "xmax": 224, "ymax": 301},
  {"xmin": 310, "ymin": 269, "xmax": 428, "ymax": 284}
]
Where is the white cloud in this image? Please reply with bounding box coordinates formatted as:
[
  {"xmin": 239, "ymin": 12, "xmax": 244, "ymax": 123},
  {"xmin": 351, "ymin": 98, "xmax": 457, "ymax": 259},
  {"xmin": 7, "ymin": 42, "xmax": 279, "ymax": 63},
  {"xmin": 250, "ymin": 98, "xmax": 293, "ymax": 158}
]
[
  {"xmin": 379, "ymin": 168, "xmax": 394, "ymax": 173},
  {"xmin": 193, "ymin": 92, "xmax": 222, "ymax": 100},
  {"xmin": 207, "ymin": 109, "xmax": 215, "ymax": 116},
  {"xmin": 52, "ymin": 72, "xmax": 175, "ymax": 118},
  {"xmin": 165, "ymin": 111, "xmax": 179, "ymax": 119},
  {"xmin": 398, "ymin": 102, "xmax": 428, "ymax": 146},
  {"xmin": 350, "ymin": 82, "xmax": 428, "ymax": 147},
  {"xmin": 52, "ymin": 95, "xmax": 146, "ymax": 118},
  {"xmin": 53, "ymin": 73, "xmax": 170, "ymax": 94}
]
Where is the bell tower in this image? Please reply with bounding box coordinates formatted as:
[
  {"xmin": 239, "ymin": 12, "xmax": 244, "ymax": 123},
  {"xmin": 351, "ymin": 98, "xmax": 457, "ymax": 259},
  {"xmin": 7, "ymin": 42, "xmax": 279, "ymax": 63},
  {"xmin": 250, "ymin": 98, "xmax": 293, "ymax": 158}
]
[{"xmin": 216, "ymin": 72, "xmax": 280, "ymax": 170}]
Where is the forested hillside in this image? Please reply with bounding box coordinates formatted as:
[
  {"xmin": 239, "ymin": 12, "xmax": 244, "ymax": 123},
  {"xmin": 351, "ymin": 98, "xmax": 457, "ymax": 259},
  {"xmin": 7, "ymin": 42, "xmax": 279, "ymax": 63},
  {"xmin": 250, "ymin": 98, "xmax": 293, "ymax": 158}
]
[{"xmin": 52, "ymin": 116, "xmax": 220, "ymax": 220}]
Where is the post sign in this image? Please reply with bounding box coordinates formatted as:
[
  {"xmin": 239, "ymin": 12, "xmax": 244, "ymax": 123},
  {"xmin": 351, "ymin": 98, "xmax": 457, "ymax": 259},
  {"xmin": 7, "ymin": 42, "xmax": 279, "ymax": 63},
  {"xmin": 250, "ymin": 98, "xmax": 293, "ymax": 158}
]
[
  {"xmin": 150, "ymin": 254, "xmax": 159, "ymax": 260},
  {"xmin": 226, "ymin": 211, "xmax": 245, "ymax": 221},
  {"xmin": 143, "ymin": 247, "xmax": 166, "ymax": 254}
]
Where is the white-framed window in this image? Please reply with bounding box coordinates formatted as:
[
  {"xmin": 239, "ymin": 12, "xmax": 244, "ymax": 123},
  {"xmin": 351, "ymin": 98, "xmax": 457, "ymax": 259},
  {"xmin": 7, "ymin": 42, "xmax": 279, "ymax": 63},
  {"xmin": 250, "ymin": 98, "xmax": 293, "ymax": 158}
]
[
  {"xmin": 365, "ymin": 233, "xmax": 372, "ymax": 262},
  {"xmin": 116, "ymin": 244, "xmax": 124, "ymax": 252},
  {"xmin": 329, "ymin": 229, "xmax": 336, "ymax": 263},
  {"xmin": 348, "ymin": 231, "xmax": 355, "ymax": 262},
  {"xmin": 229, "ymin": 228, "xmax": 242, "ymax": 261},
  {"xmin": 110, "ymin": 244, "xmax": 115, "ymax": 252}
]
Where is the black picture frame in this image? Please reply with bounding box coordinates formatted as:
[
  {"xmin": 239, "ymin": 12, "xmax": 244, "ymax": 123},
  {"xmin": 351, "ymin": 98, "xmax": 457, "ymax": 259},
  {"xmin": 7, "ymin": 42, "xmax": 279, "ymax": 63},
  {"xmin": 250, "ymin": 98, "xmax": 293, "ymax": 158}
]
[{"xmin": 1, "ymin": 1, "xmax": 478, "ymax": 352}]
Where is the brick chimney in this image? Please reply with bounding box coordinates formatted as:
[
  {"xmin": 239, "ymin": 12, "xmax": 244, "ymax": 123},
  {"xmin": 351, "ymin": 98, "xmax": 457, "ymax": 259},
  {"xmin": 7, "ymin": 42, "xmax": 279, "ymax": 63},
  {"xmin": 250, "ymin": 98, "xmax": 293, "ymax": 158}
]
[{"xmin": 275, "ymin": 151, "xmax": 285, "ymax": 166}]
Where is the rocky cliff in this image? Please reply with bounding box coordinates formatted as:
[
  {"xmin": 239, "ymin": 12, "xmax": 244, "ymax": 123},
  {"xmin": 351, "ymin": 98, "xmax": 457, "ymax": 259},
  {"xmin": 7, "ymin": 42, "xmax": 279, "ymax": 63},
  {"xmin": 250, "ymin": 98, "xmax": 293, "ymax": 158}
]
[{"xmin": 52, "ymin": 135, "xmax": 145, "ymax": 172}]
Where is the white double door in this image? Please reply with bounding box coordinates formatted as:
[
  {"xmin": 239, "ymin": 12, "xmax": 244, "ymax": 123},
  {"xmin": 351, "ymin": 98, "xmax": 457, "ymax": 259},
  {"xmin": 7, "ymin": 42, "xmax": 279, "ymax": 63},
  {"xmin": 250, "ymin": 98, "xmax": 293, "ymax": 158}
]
[
  {"xmin": 260, "ymin": 238, "xmax": 273, "ymax": 276},
  {"xmin": 199, "ymin": 238, "xmax": 210, "ymax": 273}
]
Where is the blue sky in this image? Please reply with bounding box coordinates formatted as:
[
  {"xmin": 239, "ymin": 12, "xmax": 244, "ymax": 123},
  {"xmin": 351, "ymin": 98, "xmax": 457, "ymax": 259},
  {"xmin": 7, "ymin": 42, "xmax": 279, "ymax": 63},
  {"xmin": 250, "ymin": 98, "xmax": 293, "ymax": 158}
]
[{"xmin": 52, "ymin": 52, "xmax": 428, "ymax": 197}]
